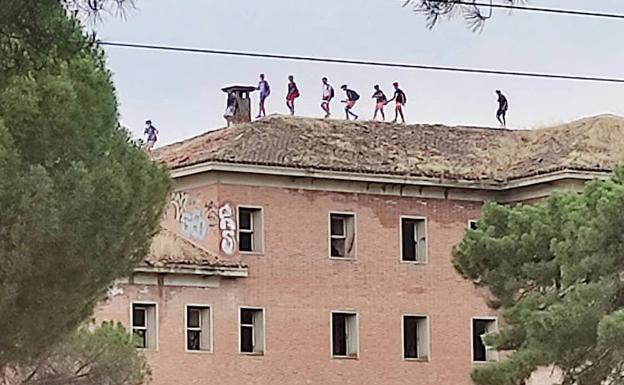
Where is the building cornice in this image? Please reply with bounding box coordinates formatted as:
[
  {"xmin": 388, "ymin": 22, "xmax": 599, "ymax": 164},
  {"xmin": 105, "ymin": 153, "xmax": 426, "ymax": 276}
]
[{"xmin": 169, "ymin": 161, "xmax": 611, "ymax": 192}]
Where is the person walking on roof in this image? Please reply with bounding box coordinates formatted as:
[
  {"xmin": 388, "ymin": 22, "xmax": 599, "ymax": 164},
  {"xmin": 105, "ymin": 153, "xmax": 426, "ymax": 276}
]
[
  {"xmin": 144, "ymin": 120, "xmax": 159, "ymax": 152},
  {"xmin": 372, "ymin": 84, "xmax": 387, "ymax": 121},
  {"xmin": 386, "ymin": 82, "xmax": 407, "ymax": 124},
  {"xmin": 256, "ymin": 73, "xmax": 271, "ymax": 119},
  {"xmin": 321, "ymin": 77, "xmax": 335, "ymax": 118},
  {"xmin": 340, "ymin": 84, "xmax": 359, "ymax": 120},
  {"xmin": 286, "ymin": 75, "xmax": 300, "ymax": 116},
  {"xmin": 496, "ymin": 90, "xmax": 508, "ymax": 127}
]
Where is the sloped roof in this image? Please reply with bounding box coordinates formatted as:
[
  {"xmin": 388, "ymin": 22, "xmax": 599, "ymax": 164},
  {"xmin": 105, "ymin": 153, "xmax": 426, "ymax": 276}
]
[
  {"xmin": 144, "ymin": 228, "xmax": 245, "ymax": 270},
  {"xmin": 154, "ymin": 114, "xmax": 624, "ymax": 184}
]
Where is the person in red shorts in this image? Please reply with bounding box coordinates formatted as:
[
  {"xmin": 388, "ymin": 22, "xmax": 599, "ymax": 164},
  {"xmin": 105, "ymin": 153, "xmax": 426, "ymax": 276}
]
[
  {"xmin": 371, "ymin": 84, "xmax": 387, "ymax": 121},
  {"xmin": 286, "ymin": 75, "xmax": 300, "ymax": 115},
  {"xmin": 386, "ymin": 82, "xmax": 407, "ymax": 124}
]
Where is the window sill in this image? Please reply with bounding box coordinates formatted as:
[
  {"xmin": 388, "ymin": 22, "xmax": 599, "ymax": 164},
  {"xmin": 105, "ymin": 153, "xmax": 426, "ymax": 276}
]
[
  {"xmin": 404, "ymin": 357, "xmax": 429, "ymax": 362},
  {"xmin": 331, "ymin": 355, "xmax": 359, "ymax": 360},
  {"xmin": 329, "ymin": 256, "xmax": 356, "ymax": 261},
  {"xmin": 400, "ymin": 260, "xmax": 428, "ymax": 265},
  {"xmin": 240, "ymin": 351, "xmax": 264, "ymax": 356},
  {"xmin": 239, "ymin": 251, "xmax": 264, "ymax": 256},
  {"xmin": 185, "ymin": 349, "xmax": 213, "ymax": 354},
  {"xmin": 472, "ymin": 360, "xmax": 498, "ymax": 365}
]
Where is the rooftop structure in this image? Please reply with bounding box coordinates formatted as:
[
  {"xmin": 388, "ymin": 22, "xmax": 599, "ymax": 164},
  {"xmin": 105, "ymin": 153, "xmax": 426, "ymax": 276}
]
[{"xmin": 156, "ymin": 114, "xmax": 624, "ymax": 184}]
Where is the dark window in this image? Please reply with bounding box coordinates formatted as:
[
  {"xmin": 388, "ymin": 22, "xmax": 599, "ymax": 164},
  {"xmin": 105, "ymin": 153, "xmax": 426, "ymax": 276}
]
[
  {"xmin": 469, "ymin": 220, "xmax": 478, "ymax": 230},
  {"xmin": 238, "ymin": 208, "xmax": 262, "ymax": 253},
  {"xmin": 404, "ymin": 316, "xmax": 419, "ymax": 358},
  {"xmin": 330, "ymin": 214, "xmax": 354, "ymax": 258},
  {"xmin": 332, "ymin": 312, "xmax": 357, "ymax": 357},
  {"xmin": 403, "ymin": 316, "xmax": 428, "ymax": 359},
  {"xmin": 472, "ymin": 319, "xmax": 496, "ymax": 362},
  {"xmin": 332, "ymin": 313, "xmax": 347, "ymax": 356},
  {"xmin": 240, "ymin": 308, "xmax": 263, "ymax": 354},
  {"xmin": 131, "ymin": 304, "xmax": 155, "ymax": 349},
  {"xmin": 401, "ymin": 218, "xmax": 426, "ymax": 262},
  {"xmin": 186, "ymin": 307, "xmax": 202, "ymax": 351},
  {"xmin": 133, "ymin": 307, "xmax": 146, "ymax": 327}
]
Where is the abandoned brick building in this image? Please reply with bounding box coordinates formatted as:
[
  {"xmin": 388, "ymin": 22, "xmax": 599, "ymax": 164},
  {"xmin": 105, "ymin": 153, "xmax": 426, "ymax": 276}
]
[{"xmin": 96, "ymin": 114, "xmax": 624, "ymax": 385}]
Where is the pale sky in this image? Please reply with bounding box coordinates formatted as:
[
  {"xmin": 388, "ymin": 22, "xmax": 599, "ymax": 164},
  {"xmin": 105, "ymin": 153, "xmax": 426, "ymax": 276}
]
[{"xmin": 93, "ymin": 0, "xmax": 624, "ymax": 146}]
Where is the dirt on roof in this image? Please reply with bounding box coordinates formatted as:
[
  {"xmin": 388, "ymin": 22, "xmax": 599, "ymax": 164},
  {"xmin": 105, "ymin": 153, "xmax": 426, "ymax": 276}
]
[
  {"xmin": 145, "ymin": 228, "xmax": 244, "ymax": 269},
  {"xmin": 154, "ymin": 114, "xmax": 624, "ymax": 183}
]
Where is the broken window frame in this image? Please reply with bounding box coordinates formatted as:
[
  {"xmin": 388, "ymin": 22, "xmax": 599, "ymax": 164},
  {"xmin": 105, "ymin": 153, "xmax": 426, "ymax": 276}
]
[
  {"xmin": 468, "ymin": 219, "xmax": 478, "ymax": 230},
  {"xmin": 185, "ymin": 304, "xmax": 212, "ymax": 353},
  {"xmin": 471, "ymin": 317, "xmax": 499, "ymax": 363},
  {"xmin": 331, "ymin": 311, "xmax": 359, "ymax": 359},
  {"xmin": 239, "ymin": 307, "xmax": 265, "ymax": 355},
  {"xmin": 402, "ymin": 314, "xmax": 430, "ymax": 361},
  {"xmin": 237, "ymin": 206, "xmax": 264, "ymax": 254},
  {"xmin": 329, "ymin": 212, "xmax": 356, "ymax": 259},
  {"xmin": 400, "ymin": 216, "xmax": 428, "ymax": 263},
  {"xmin": 131, "ymin": 302, "xmax": 157, "ymax": 350}
]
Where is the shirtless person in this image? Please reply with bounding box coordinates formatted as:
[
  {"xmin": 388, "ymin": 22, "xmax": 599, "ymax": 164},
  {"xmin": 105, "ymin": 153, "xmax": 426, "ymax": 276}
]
[
  {"xmin": 371, "ymin": 84, "xmax": 387, "ymax": 121},
  {"xmin": 321, "ymin": 77, "xmax": 335, "ymax": 118}
]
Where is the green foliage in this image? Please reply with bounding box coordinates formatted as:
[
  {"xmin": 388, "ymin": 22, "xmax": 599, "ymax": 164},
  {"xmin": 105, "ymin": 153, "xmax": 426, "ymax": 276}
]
[
  {"xmin": 0, "ymin": 0, "xmax": 170, "ymax": 367},
  {"xmin": 3, "ymin": 322, "xmax": 150, "ymax": 385},
  {"xmin": 453, "ymin": 167, "xmax": 624, "ymax": 385},
  {"xmin": 403, "ymin": 0, "xmax": 523, "ymax": 31}
]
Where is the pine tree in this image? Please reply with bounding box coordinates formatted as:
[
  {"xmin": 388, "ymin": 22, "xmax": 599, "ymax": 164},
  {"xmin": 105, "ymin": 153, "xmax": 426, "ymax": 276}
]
[
  {"xmin": 454, "ymin": 167, "xmax": 624, "ymax": 385},
  {"xmin": 0, "ymin": 0, "xmax": 170, "ymax": 365}
]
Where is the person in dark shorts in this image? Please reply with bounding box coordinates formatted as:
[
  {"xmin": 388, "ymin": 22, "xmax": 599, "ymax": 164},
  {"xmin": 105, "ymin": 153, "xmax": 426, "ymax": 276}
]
[
  {"xmin": 321, "ymin": 77, "xmax": 335, "ymax": 118},
  {"xmin": 286, "ymin": 75, "xmax": 300, "ymax": 115},
  {"xmin": 386, "ymin": 82, "xmax": 407, "ymax": 124},
  {"xmin": 340, "ymin": 84, "xmax": 359, "ymax": 120},
  {"xmin": 256, "ymin": 73, "xmax": 270, "ymax": 119},
  {"xmin": 144, "ymin": 120, "xmax": 159, "ymax": 152},
  {"xmin": 371, "ymin": 84, "xmax": 387, "ymax": 121},
  {"xmin": 496, "ymin": 90, "xmax": 508, "ymax": 127}
]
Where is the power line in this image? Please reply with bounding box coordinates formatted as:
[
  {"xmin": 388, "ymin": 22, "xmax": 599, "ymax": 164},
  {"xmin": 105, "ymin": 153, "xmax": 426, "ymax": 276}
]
[
  {"xmin": 98, "ymin": 41, "xmax": 624, "ymax": 84},
  {"xmin": 425, "ymin": 0, "xmax": 624, "ymax": 20}
]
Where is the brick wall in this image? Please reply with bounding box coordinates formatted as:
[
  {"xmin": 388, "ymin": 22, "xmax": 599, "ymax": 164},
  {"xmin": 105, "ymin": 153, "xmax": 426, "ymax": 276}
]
[{"xmin": 97, "ymin": 182, "xmax": 500, "ymax": 385}]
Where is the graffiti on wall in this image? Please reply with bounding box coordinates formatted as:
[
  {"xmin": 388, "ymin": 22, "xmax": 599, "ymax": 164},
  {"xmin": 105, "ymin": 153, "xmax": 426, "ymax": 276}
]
[
  {"xmin": 218, "ymin": 203, "xmax": 237, "ymax": 255},
  {"xmin": 170, "ymin": 191, "xmax": 220, "ymax": 241}
]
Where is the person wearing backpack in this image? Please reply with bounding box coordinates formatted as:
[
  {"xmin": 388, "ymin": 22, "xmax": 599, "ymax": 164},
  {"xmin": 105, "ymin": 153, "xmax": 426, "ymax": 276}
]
[
  {"xmin": 340, "ymin": 84, "xmax": 359, "ymax": 120},
  {"xmin": 321, "ymin": 77, "xmax": 335, "ymax": 118},
  {"xmin": 256, "ymin": 73, "xmax": 270, "ymax": 119},
  {"xmin": 286, "ymin": 75, "xmax": 300, "ymax": 116},
  {"xmin": 386, "ymin": 82, "xmax": 407, "ymax": 124}
]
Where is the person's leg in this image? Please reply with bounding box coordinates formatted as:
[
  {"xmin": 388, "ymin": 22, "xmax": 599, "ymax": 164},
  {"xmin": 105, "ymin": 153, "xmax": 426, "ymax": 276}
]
[
  {"xmin": 348, "ymin": 102, "xmax": 358, "ymax": 120},
  {"xmin": 496, "ymin": 111, "xmax": 503, "ymax": 126},
  {"xmin": 373, "ymin": 106, "xmax": 379, "ymax": 120},
  {"xmin": 257, "ymin": 98, "xmax": 264, "ymax": 118},
  {"xmin": 392, "ymin": 105, "xmax": 399, "ymax": 123},
  {"xmin": 502, "ymin": 111, "xmax": 507, "ymax": 127},
  {"xmin": 398, "ymin": 105, "xmax": 405, "ymax": 123}
]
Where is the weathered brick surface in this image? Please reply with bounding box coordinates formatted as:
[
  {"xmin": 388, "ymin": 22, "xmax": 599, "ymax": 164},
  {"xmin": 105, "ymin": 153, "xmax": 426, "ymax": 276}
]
[{"xmin": 97, "ymin": 183, "xmax": 497, "ymax": 385}]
